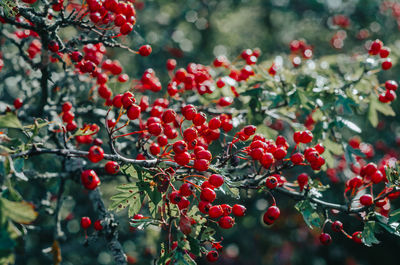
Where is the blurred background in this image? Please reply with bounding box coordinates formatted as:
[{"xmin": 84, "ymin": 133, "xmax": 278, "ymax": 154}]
[{"xmin": 4, "ymin": 0, "xmax": 400, "ymax": 264}]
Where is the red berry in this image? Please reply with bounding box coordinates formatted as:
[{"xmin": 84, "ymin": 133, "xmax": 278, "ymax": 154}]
[
  {"xmin": 94, "ymin": 220, "xmax": 103, "ymax": 231},
  {"xmin": 88, "ymin": 145, "xmax": 104, "ymax": 163},
  {"xmin": 62, "ymin": 111, "xmax": 75, "ymax": 123},
  {"xmin": 232, "ymin": 204, "xmax": 246, "ymax": 217},
  {"xmin": 127, "ymin": 104, "xmax": 141, "ymax": 120},
  {"xmin": 206, "ymin": 251, "xmax": 219, "ymax": 262},
  {"xmin": 265, "ymin": 206, "xmax": 280, "ymax": 220},
  {"xmin": 273, "ymin": 147, "xmax": 287, "ymax": 160},
  {"xmin": 263, "ymin": 212, "xmax": 274, "ymax": 225},
  {"xmin": 166, "ymin": 59, "xmax": 177, "ymax": 71},
  {"xmin": 200, "ymin": 187, "xmax": 216, "ymax": 202},
  {"xmin": 120, "ymin": 22, "xmax": 133, "ymax": 35},
  {"xmin": 48, "ymin": 40, "xmax": 59, "ymax": 52},
  {"xmin": 290, "ymin": 153, "xmax": 304, "ymax": 164},
  {"xmin": 319, "ymin": 233, "xmax": 332, "ymax": 245},
  {"xmin": 183, "ymin": 127, "xmax": 197, "ymax": 142},
  {"xmin": 300, "ymin": 130, "xmax": 313, "ymax": 143},
  {"xmin": 218, "ymin": 216, "xmax": 235, "ymax": 229},
  {"xmin": 162, "ymin": 109, "xmax": 177, "ymax": 123},
  {"xmin": 105, "ymin": 161, "xmax": 120, "ymax": 174},
  {"xmin": 385, "ymin": 80, "xmax": 398, "ymax": 91},
  {"xmin": 148, "ymin": 123, "xmax": 162, "ymax": 136},
  {"xmin": 13, "ymin": 98, "xmax": 23, "ymax": 109},
  {"xmin": 243, "ymin": 125, "xmax": 256, "ymax": 136},
  {"xmin": 297, "ymin": 173, "xmax": 308, "ymax": 191},
  {"xmin": 380, "ymin": 47, "xmax": 390, "ymax": 58},
  {"xmin": 66, "ymin": 121, "xmax": 77, "ymax": 132},
  {"xmin": 208, "ymin": 205, "xmax": 223, "ymax": 218},
  {"xmin": 359, "ymin": 194, "xmax": 373, "ymax": 206},
  {"xmin": 208, "ymin": 117, "xmax": 221, "ymax": 130},
  {"xmin": 179, "ymin": 183, "xmax": 194, "ymax": 197},
  {"xmin": 314, "ymin": 143, "xmax": 325, "ymax": 154},
  {"xmin": 138, "ymin": 45, "xmax": 152, "ymax": 56},
  {"xmin": 352, "ymin": 231, "xmax": 362, "ymax": 244},
  {"xmin": 209, "ymin": 174, "xmax": 224, "ymax": 188},
  {"xmin": 169, "ymin": 191, "xmax": 182, "ymax": 204},
  {"xmin": 369, "ymin": 39, "xmax": 383, "ymax": 55},
  {"xmin": 173, "ymin": 140, "xmax": 187, "ymax": 154},
  {"xmin": 174, "ymin": 152, "xmax": 191, "ymax": 166},
  {"xmin": 80, "ymin": 217, "xmax": 92, "ymax": 229},
  {"xmin": 265, "ymin": 176, "xmax": 278, "ymax": 189},
  {"xmin": 331, "ymin": 220, "xmax": 343, "ymax": 232},
  {"xmin": 382, "ymin": 59, "xmax": 392, "ymax": 70},
  {"xmin": 81, "ymin": 169, "xmax": 101, "ymax": 190},
  {"xmin": 198, "ymin": 200, "xmax": 211, "ymax": 214},
  {"xmin": 62, "ymin": 101, "xmax": 72, "ymax": 112}
]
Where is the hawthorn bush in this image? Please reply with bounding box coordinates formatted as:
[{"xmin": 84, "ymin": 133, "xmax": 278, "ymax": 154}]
[{"xmin": 1, "ymin": 1, "xmax": 400, "ymax": 265}]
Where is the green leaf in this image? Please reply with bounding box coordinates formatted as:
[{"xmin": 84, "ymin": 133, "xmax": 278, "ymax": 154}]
[
  {"xmin": 389, "ymin": 208, "xmax": 400, "ymax": 223},
  {"xmin": 109, "ymin": 183, "xmax": 142, "ymax": 217},
  {"xmin": 323, "ymin": 139, "xmax": 343, "ymax": 155},
  {"xmin": 362, "ymin": 221, "xmax": 380, "ymax": 246},
  {"xmin": 294, "ymin": 200, "xmax": 323, "ymax": 229},
  {"xmin": 187, "ymin": 236, "xmax": 200, "ymax": 256},
  {"xmin": 368, "ymin": 96, "xmax": 395, "ymax": 127},
  {"xmin": 0, "ymin": 112, "xmax": 22, "ymax": 129},
  {"xmin": 219, "ymin": 182, "xmax": 240, "ymax": 199},
  {"xmin": 0, "ymin": 198, "xmax": 38, "ymax": 224}
]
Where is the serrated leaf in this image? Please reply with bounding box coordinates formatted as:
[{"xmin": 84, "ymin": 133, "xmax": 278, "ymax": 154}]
[
  {"xmin": 362, "ymin": 221, "xmax": 380, "ymax": 246},
  {"xmin": 0, "ymin": 198, "xmax": 38, "ymax": 224},
  {"xmin": 109, "ymin": 184, "xmax": 142, "ymax": 217},
  {"xmin": 294, "ymin": 200, "xmax": 322, "ymax": 229},
  {"xmin": 219, "ymin": 182, "xmax": 240, "ymax": 199},
  {"xmin": 0, "ymin": 112, "xmax": 22, "ymax": 129}
]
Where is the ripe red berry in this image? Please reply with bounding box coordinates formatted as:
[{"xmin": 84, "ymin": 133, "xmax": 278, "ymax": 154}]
[
  {"xmin": 148, "ymin": 123, "xmax": 162, "ymax": 136},
  {"xmin": 218, "ymin": 216, "xmax": 235, "ymax": 229},
  {"xmin": 62, "ymin": 101, "xmax": 72, "ymax": 112},
  {"xmin": 174, "ymin": 151, "xmax": 191, "ymax": 166},
  {"xmin": 120, "ymin": 22, "xmax": 133, "ymax": 35},
  {"xmin": 290, "ymin": 153, "xmax": 304, "ymax": 164},
  {"xmin": 232, "ymin": 204, "xmax": 246, "ymax": 217},
  {"xmin": 166, "ymin": 59, "xmax": 177, "ymax": 71},
  {"xmin": 352, "ymin": 231, "xmax": 362, "ymax": 244},
  {"xmin": 179, "ymin": 183, "xmax": 194, "ymax": 197},
  {"xmin": 273, "ymin": 147, "xmax": 287, "ymax": 160},
  {"xmin": 80, "ymin": 217, "xmax": 92, "ymax": 229},
  {"xmin": 265, "ymin": 176, "xmax": 278, "ymax": 189},
  {"xmin": 206, "ymin": 250, "xmax": 219, "ymax": 262},
  {"xmin": 379, "ymin": 47, "xmax": 390, "ymax": 58},
  {"xmin": 208, "ymin": 205, "xmax": 223, "ymax": 218},
  {"xmin": 169, "ymin": 191, "xmax": 182, "ymax": 204},
  {"xmin": 138, "ymin": 45, "xmax": 152, "ymax": 56},
  {"xmin": 88, "ymin": 145, "xmax": 104, "ymax": 163},
  {"xmin": 81, "ymin": 169, "xmax": 101, "ymax": 190},
  {"xmin": 209, "ymin": 174, "xmax": 224, "ymax": 188},
  {"xmin": 105, "ymin": 161, "xmax": 119, "ymax": 174},
  {"xmin": 48, "ymin": 40, "xmax": 59, "ymax": 52},
  {"xmin": 62, "ymin": 111, "xmax": 75, "ymax": 123},
  {"xmin": 293, "ymin": 131, "xmax": 302, "ymax": 143},
  {"xmin": 13, "ymin": 98, "xmax": 23, "ymax": 109},
  {"xmin": 263, "ymin": 212, "xmax": 274, "ymax": 225},
  {"xmin": 183, "ymin": 127, "xmax": 197, "ymax": 142},
  {"xmin": 385, "ymin": 80, "xmax": 398, "ymax": 91},
  {"xmin": 297, "ymin": 173, "xmax": 309, "ymax": 191},
  {"xmin": 369, "ymin": 39, "xmax": 383, "ymax": 55},
  {"xmin": 382, "ymin": 59, "xmax": 392, "ymax": 70},
  {"xmin": 359, "ymin": 194, "xmax": 373, "ymax": 206},
  {"xmin": 94, "ymin": 220, "xmax": 103, "ymax": 231},
  {"xmin": 198, "ymin": 200, "xmax": 211, "ymax": 214},
  {"xmin": 331, "ymin": 220, "xmax": 343, "ymax": 232},
  {"xmin": 319, "ymin": 233, "xmax": 332, "ymax": 245},
  {"xmin": 200, "ymin": 187, "xmax": 216, "ymax": 202},
  {"xmin": 265, "ymin": 206, "xmax": 280, "ymax": 221},
  {"xmin": 243, "ymin": 125, "xmax": 256, "ymax": 136},
  {"xmin": 173, "ymin": 140, "xmax": 187, "ymax": 154},
  {"xmin": 300, "ymin": 130, "xmax": 313, "ymax": 143},
  {"xmin": 70, "ymin": 51, "xmax": 83, "ymax": 62}
]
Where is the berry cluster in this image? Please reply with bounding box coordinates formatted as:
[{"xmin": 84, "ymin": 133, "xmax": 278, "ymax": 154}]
[
  {"xmin": 368, "ymin": 39, "xmax": 392, "ymax": 70},
  {"xmin": 289, "ymin": 39, "xmax": 313, "ymax": 67},
  {"xmin": 379, "ymin": 80, "xmax": 397, "ymax": 103}
]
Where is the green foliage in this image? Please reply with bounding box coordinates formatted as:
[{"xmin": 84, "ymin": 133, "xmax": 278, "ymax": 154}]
[{"xmin": 294, "ymin": 200, "xmax": 323, "ymax": 229}]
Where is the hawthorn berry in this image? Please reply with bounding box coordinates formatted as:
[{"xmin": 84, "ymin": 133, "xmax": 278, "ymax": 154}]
[
  {"xmin": 94, "ymin": 220, "xmax": 103, "ymax": 231},
  {"xmin": 265, "ymin": 206, "xmax": 280, "ymax": 221},
  {"xmin": 200, "ymin": 187, "xmax": 216, "ymax": 202},
  {"xmin": 81, "ymin": 169, "xmax": 101, "ymax": 190},
  {"xmin": 209, "ymin": 174, "xmax": 224, "ymax": 188},
  {"xmin": 174, "ymin": 152, "xmax": 191, "ymax": 166},
  {"xmin": 48, "ymin": 40, "xmax": 60, "ymax": 52},
  {"xmin": 169, "ymin": 191, "xmax": 182, "ymax": 204},
  {"xmin": 179, "ymin": 183, "xmax": 194, "ymax": 197},
  {"xmin": 319, "ymin": 233, "xmax": 332, "ymax": 245},
  {"xmin": 290, "ymin": 153, "xmax": 304, "ymax": 164},
  {"xmin": 13, "ymin": 98, "xmax": 23, "ymax": 109},
  {"xmin": 219, "ymin": 216, "xmax": 235, "ymax": 229},
  {"xmin": 105, "ymin": 161, "xmax": 120, "ymax": 174},
  {"xmin": 80, "ymin": 217, "xmax": 92, "ymax": 229},
  {"xmin": 352, "ymin": 231, "xmax": 362, "ymax": 244},
  {"xmin": 265, "ymin": 176, "xmax": 278, "ymax": 189},
  {"xmin": 232, "ymin": 204, "xmax": 246, "ymax": 217},
  {"xmin": 166, "ymin": 59, "xmax": 177, "ymax": 71},
  {"xmin": 209, "ymin": 205, "xmax": 223, "ymax": 218},
  {"xmin": 198, "ymin": 200, "xmax": 211, "ymax": 214},
  {"xmin": 62, "ymin": 111, "xmax": 75, "ymax": 123},
  {"xmin": 138, "ymin": 45, "xmax": 152, "ymax": 56},
  {"xmin": 88, "ymin": 145, "xmax": 104, "ymax": 163},
  {"xmin": 120, "ymin": 22, "xmax": 133, "ymax": 35},
  {"xmin": 385, "ymin": 80, "xmax": 398, "ymax": 91},
  {"xmin": 297, "ymin": 173, "xmax": 309, "ymax": 191},
  {"xmin": 359, "ymin": 194, "xmax": 373, "ymax": 206},
  {"xmin": 382, "ymin": 59, "xmax": 392, "ymax": 70},
  {"xmin": 331, "ymin": 220, "xmax": 343, "ymax": 232},
  {"xmin": 206, "ymin": 250, "xmax": 219, "ymax": 262}
]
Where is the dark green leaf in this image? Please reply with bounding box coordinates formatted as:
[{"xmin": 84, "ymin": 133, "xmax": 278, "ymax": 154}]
[
  {"xmin": 362, "ymin": 221, "xmax": 380, "ymax": 246},
  {"xmin": 294, "ymin": 200, "xmax": 323, "ymax": 229}
]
